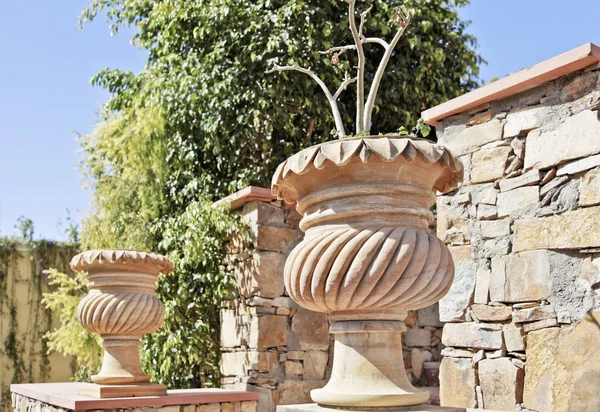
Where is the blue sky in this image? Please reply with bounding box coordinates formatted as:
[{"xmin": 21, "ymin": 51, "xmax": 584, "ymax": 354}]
[{"xmin": 1, "ymin": 0, "xmax": 599, "ymax": 240}]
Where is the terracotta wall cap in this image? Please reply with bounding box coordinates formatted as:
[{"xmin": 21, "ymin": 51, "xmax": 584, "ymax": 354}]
[
  {"xmin": 215, "ymin": 186, "xmax": 277, "ymax": 211},
  {"xmin": 422, "ymin": 42, "xmax": 600, "ymax": 125},
  {"xmin": 271, "ymin": 135, "xmax": 463, "ymax": 196},
  {"xmin": 70, "ymin": 250, "xmax": 174, "ymax": 275}
]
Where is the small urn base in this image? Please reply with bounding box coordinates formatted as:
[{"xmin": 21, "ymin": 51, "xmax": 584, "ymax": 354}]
[
  {"xmin": 78, "ymin": 382, "xmax": 167, "ymax": 398},
  {"xmin": 311, "ymin": 320, "xmax": 429, "ymax": 408},
  {"xmin": 278, "ymin": 404, "xmax": 465, "ymax": 412}
]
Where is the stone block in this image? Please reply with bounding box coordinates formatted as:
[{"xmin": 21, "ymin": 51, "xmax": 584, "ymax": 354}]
[
  {"xmin": 580, "ymin": 167, "xmax": 600, "ymax": 206},
  {"xmin": 285, "ymin": 360, "xmax": 303, "ymax": 376},
  {"xmin": 439, "ymin": 118, "xmax": 503, "ymax": 156},
  {"xmin": 439, "ymin": 249, "xmax": 476, "ymax": 322},
  {"xmin": 436, "ymin": 204, "xmax": 471, "ymax": 245},
  {"xmin": 256, "ymin": 226, "xmax": 303, "ymax": 253},
  {"xmin": 236, "ymin": 253, "xmax": 286, "ymax": 298},
  {"xmin": 404, "ymin": 328, "xmax": 432, "ymax": 347},
  {"xmin": 489, "ymin": 251, "xmax": 550, "ymax": 302},
  {"xmin": 581, "ymin": 254, "xmax": 600, "ymax": 289},
  {"xmin": 502, "ymin": 323, "xmax": 525, "ymax": 352},
  {"xmin": 289, "ymin": 308, "xmax": 329, "ymax": 351},
  {"xmin": 303, "ymin": 350, "xmax": 328, "ymax": 380},
  {"xmin": 477, "ymin": 204, "xmax": 498, "ymax": 220},
  {"xmin": 557, "ymin": 153, "xmax": 600, "ymax": 176},
  {"xmin": 503, "ymin": 106, "xmax": 548, "ymax": 138},
  {"xmin": 441, "ymin": 347, "xmax": 474, "ymax": 358},
  {"xmin": 479, "ymin": 219, "xmax": 510, "ymax": 239},
  {"xmin": 524, "ymin": 312, "xmax": 600, "ymax": 412},
  {"xmin": 242, "ymin": 201, "xmax": 286, "ymax": 228},
  {"xmin": 472, "ymin": 304, "xmax": 512, "ymax": 321},
  {"xmin": 521, "ymin": 317, "xmax": 559, "ymax": 332},
  {"xmin": 196, "ymin": 404, "xmax": 221, "ymax": 412},
  {"xmin": 411, "ymin": 348, "xmax": 433, "ymax": 380},
  {"xmin": 278, "ymin": 380, "xmax": 326, "ymax": 405},
  {"xmin": 473, "ymin": 267, "xmax": 491, "ymax": 304},
  {"xmin": 249, "ymin": 315, "xmax": 288, "ymax": 349},
  {"xmin": 561, "ymin": 71, "xmax": 599, "ymax": 102},
  {"xmin": 496, "ymin": 186, "xmax": 539, "ymax": 218},
  {"xmin": 439, "ymin": 357, "xmax": 477, "ymax": 408},
  {"xmin": 469, "ymin": 184, "xmax": 498, "ymax": 205},
  {"xmin": 514, "ymin": 206, "xmax": 600, "ymax": 251},
  {"xmin": 524, "ymin": 110, "xmax": 600, "ymax": 170},
  {"xmin": 442, "ymin": 323, "xmax": 503, "ymax": 350},
  {"xmin": 470, "ymin": 146, "xmax": 512, "ymax": 183},
  {"xmin": 499, "ymin": 170, "xmax": 541, "ymax": 192},
  {"xmin": 221, "ymin": 309, "xmax": 250, "ymax": 348},
  {"xmin": 512, "ymin": 306, "xmax": 556, "ymax": 323},
  {"xmin": 417, "ymin": 303, "xmax": 443, "ymax": 327},
  {"xmin": 478, "ymin": 358, "xmax": 524, "ymax": 410}
]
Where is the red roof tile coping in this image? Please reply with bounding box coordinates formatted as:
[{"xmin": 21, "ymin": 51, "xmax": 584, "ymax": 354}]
[
  {"xmin": 215, "ymin": 186, "xmax": 276, "ymax": 211},
  {"xmin": 422, "ymin": 43, "xmax": 600, "ymax": 125},
  {"xmin": 11, "ymin": 383, "xmax": 259, "ymax": 411}
]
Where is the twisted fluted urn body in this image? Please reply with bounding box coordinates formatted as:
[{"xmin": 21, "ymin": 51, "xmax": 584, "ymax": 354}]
[
  {"xmin": 71, "ymin": 249, "xmax": 173, "ymax": 397},
  {"xmin": 272, "ymin": 136, "xmax": 462, "ymax": 408}
]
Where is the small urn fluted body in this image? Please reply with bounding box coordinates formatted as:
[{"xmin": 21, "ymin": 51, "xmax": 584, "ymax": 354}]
[
  {"xmin": 71, "ymin": 249, "xmax": 173, "ymax": 398},
  {"xmin": 272, "ymin": 136, "xmax": 462, "ymax": 408}
]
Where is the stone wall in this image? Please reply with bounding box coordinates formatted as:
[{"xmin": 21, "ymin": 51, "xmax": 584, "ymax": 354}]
[
  {"xmin": 220, "ymin": 197, "xmax": 446, "ymax": 412},
  {"xmin": 11, "ymin": 390, "xmax": 256, "ymax": 412},
  {"xmin": 434, "ymin": 64, "xmax": 600, "ymax": 412}
]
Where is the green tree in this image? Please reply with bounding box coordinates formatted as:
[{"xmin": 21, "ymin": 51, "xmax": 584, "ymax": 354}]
[{"xmin": 76, "ymin": 0, "xmax": 482, "ymax": 388}]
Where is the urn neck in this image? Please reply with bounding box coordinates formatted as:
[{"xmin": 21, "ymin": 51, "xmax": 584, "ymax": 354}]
[
  {"xmin": 297, "ymin": 183, "xmax": 435, "ymax": 233},
  {"xmin": 87, "ymin": 270, "xmax": 159, "ymax": 293}
]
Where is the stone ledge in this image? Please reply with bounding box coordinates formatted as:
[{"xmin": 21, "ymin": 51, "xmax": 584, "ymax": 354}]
[
  {"xmin": 277, "ymin": 404, "xmax": 465, "ymax": 412},
  {"xmin": 11, "ymin": 383, "xmax": 259, "ymax": 411}
]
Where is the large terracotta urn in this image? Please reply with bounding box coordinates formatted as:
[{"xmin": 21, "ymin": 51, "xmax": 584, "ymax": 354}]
[
  {"xmin": 71, "ymin": 249, "xmax": 173, "ymax": 398},
  {"xmin": 271, "ymin": 136, "xmax": 462, "ymax": 408}
]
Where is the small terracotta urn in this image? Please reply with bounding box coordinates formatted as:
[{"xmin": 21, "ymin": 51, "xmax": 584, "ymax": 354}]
[
  {"xmin": 272, "ymin": 136, "xmax": 462, "ymax": 408},
  {"xmin": 71, "ymin": 249, "xmax": 173, "ymax": 398}
]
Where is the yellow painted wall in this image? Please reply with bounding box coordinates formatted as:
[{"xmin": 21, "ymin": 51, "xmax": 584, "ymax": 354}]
[{"xmin": 0, "ymin": 246, "xmax": 75, "ymax": 409}]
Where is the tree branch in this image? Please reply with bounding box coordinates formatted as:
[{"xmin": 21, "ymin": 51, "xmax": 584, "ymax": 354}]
[
  {"xmin": 359, "ymin": 6, "xmax": 373, "ymax": 38},
  {"xmin": 344, "ymin": 0, "xmax": 366, "ymax": 133},
  {"xmin": 333, "ymin": 74, "xmax": 358, "ymax": 101},
  {"xmin": 362, "ymin": 37, "xmax": 390, "ymax": 49},
  {"xmin": 266, "ymin": 64, "xmax": 347, "ymax": 137},
  {"xmin": 363, "ymin": 9, "xmax": 410, "ymax": 132}
]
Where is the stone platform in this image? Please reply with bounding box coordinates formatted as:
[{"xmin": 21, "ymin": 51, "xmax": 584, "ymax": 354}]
[
  {"xmin": 278, "ymin": 404, "xmax": 466, "ymax": 412},
  {"xmin": 11, "ymin": 382, "xmax": 258, "ymax": 412}
]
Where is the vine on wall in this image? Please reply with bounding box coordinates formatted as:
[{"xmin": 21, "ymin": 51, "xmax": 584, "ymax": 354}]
[{"xmin": 0, "ymin": 231, "xmax": 79, "ymax": 410}]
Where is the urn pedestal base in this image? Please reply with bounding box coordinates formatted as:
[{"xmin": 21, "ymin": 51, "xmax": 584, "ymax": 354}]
[
  {"xmin": 311, "ymin": 321, "xmax": 429, "ymax": 408},
  {"xmin": 78, "ymin": 383, "xmax": 167, "ymax": 398},
  {"xmin": 278, "ymin": 404, "xmax": 466, "ymax": 412}
]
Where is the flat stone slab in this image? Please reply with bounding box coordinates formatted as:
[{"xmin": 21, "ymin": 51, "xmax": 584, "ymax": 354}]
[
  {"xmin": 11, "ymin": 383, "xmax": 258, "ymax": 411},
  {"xmin": 278, "ymin": 403, "xmax": 466, "ymax": 412}
]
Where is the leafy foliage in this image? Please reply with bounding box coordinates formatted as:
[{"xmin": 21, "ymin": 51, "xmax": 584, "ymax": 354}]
[
  {"xmin": 73, "ymin": 0, "xmax": 482, "ymax": 388},
  {"xmin": 41, "ymin": 269, "xmax": 102, "ymax": 381}
]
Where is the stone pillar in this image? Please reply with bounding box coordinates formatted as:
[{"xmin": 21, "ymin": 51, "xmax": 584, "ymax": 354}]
[
  {"xmin": 425, "ymin": 49, "xmax": 600, "ymax": 411},
  {"xmin": 220, "ymin": 190, "xmax": 331, "ymax": 412}
]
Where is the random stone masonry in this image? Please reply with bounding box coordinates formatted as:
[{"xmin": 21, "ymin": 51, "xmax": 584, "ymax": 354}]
[
  {"xmin": 435, "ymin": 64, "xmax": 600, "ymax": 412},
  {"xmin": 221, "ymin": 199, "xmax": 446, "ymax": 412}
]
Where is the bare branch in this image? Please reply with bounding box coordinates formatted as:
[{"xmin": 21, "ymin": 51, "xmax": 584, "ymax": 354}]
[
  {"xmin": 362, "ymin": 37, "xmax": 389, "ymax": 49},
  {"xmin": 266, "ymin": 64, "xmax": 347, "ymax": 137},
  {"xmin": 359, "ymin": 6, "xmax": 373, "ymax": 37},
  {"xmin": 333, "ymin": 74, "xmax": 358, "ymax": 101},
  {"xmin": 363, "ymin": 9, "xmax": 411, "ymax": 132},
  {"xmin": 344, "ymin": 0, "xmax": 366, "ymax": 133},
  {"xmin": 319, "ymin": 45, "xmax": 356, "ymax": 55}
]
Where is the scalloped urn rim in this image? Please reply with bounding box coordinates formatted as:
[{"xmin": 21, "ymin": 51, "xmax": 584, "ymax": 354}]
[
  {"xmin": 271, "ymin": 135, "xmax": 463, "ymax": 203},
  {"xmin": 70, "ymin": 249, "xmax": 174, "ymax": 275}
]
